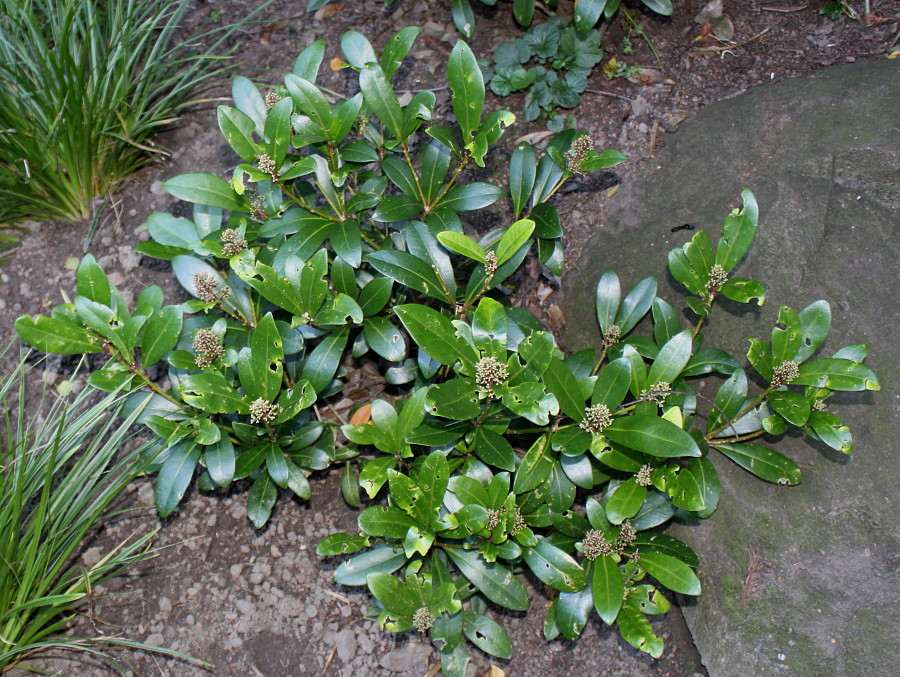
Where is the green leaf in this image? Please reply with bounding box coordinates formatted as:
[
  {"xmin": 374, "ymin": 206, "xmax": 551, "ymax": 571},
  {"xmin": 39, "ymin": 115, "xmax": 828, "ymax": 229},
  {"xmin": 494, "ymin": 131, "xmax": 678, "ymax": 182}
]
[
  {"xmin": 709, "ymin": 368, "xmax": 747, "ymax": 434},
  {"xmin": 366, "ymin": 251, "xmax": 449, "ymax": 302},
  {"xmin": 719, "ymin": 278, "xmax": 766, "ymax": 306},
  {"xmin": 332, "ymin": 219, "xmax": 362, "ymax": 267},
  {"xmin": 574, "ymin": 0, "xmax": 605, "ymax": 33},
  {"xmin": 495, "ymin": 219, "xmax": 535, "ymax": 266},
  {"xmin": 807, "ymin": 411, "xmax": 853, "ymax": 454},
  {"xmin": 639, "ymin": 551, "xmax": 701, "ymax": 595},
  {"xmin": 340, "ymin": 30, "xmax": 377, "ymax": 68},
  {"xmin": 523, "ymin": 539, "xmax": 587, "ymax": 592},
  {"xmin": 616, "ymin": 277, "xmax": 657, "ymax": 334},
  {"xmin": 364, "ymin": 317, "xmax": 406, "ymax": 362},
  {"xmin": 437, "ymin": 231, "xmax": 486, "ymax": 263},
  {"xmin": 474, "ymin": 428, "xmax": 516, "ymax": 472},
  {"xmin": 462, "ymin": 611, "xmax": 513, "ymax": 659},
  {"xmin": 426, "ymin": 380, "xmax": 481, "ymax": 420},
  {"xmin": 643, "ymin": 0, "xmax": 674, "ymax": 15},
  {"xmin": 164, "ymin": 173, "xmax": 248, "ymax": 212},
  {"xmin": 605, "ymin": 478, "xmax": 647, "ymax": 525},
  {"xmin": 359, "ymin": 63, "xmax": 404, "ymax": 140},
  {"xmin": 715, "ymin": 189, "xmax": 759, "ymax": 272},
  {"xmin": 592, "ymin": 555, "xmax": 624, "ymax": 625},
  {"xmin": 231, "ymin": 76, "xmax": 266, "ymax": 136},
  {"xmin": 793, "ymin": 358, "xmax": 879, "ymax": 391},
  {"xmin": 75, "ymin": 254, "xmax": 111, "ymax": 306},
  {"xmin": 651, "ymin": 298, "xmax": 681, "ymax": 346},
  {"xmin": 450, "ymin": 0, "xmax": 475, "ymax": 38},
  {"xmin": 795, "ymin": 300, "xmax": 831, "ymax": 362},
  {"xmin": 747, "ymin": 338, "xmax": 773, "ymax": 381},
  {"xmin": 448, "ymin": 41, "xmax": 484, "ymax": 142},
  {"xmin": 646, "ymin": 330, "xmax": 692, "ymax": 385},
  {"xmin": 555, "ymin": 584, "xmax": 593, "ymax": 641},
  {"xmin": 595, "ymin": 269, "xmax": 621, "ymax": 334},
  {"xmin": 238, "ymin": 313, "xmax": 284, "ymax": 401},
  {"xmin": 302, "ymin": 327, "xmax": 350, "ymax": 393},
  {"xmin": 440, "ymin": 182, "xmax": 505, "ymax": 212},
  {"xmin": 421, "ymin": 140, "xmax": 452, "ymax": 202},
  {"xmin": 543, "ymin": 357, "xmax": 587, "ymax": 421},
  {"xmin": 156, "ymin": 442, "xmax": 200, "ymax": 518},
  {"xmin": 15, "ymin": 315, "xmax": 102, "ymax": 354},
  {"xmin": 359, "ymin": 277, "xmax": 394, "ymax": 316},
  {"xmin": 334, "ymin": 546, "xmax": 407, "ymax": 586},
  {"xmin": 395, "ymin": 304, "xmax": 477, "ymax": 367},
  {"xmin": 605, "ymin": 415, "xmax": 701, "ymax": 458},
  {"xmin": 381, "ymin": 26, "xmax": 420, "ymax": 79},
  {"xmin": 317, "ymin": 533, "xmax": 370, "ymax": 556},
  {"xmin": 293, "ymin": 39, "xmax": 326, "ymax": 82},
  {"xmin": 205, "ymin": 438, "xmax": 235, "ymax": 487},
  {"xmin": 513, "ymin": 435, "xmax": 557, "ymax": 493},
  {"xmin": 771, "ymin": 305, "xmax": 802, "ymax": 365},
  {"xmin": 471, "ymin": 297, "xmax": 508, "ymax": 352},
  {"xmin": 181, "ymin": 372, "xmax": 249, "ymax": 414},
  {"xmin": 359, "ymin": 505, "xmax": 419, "ymax": 539},
  {"xmin": 617, "ymin": 605, "xmax": 664, "ymax": 658},
  {"xmin": 509, "ymin": 143, "xmax": 536, "ymax": 218},
  {"xmin": 217, "ymin": 106, "xmax": 258, "ymax": 162},
  {"xmin": 767, "ymin": 389, "xmax": 810, "ymax": 426},
  {"xmin": 715, "ymin": 443, "xmax": 802, "ymax": 485},
  {"xmin": 247, "ymin": 473, "xmax": 278, "ymax": 528},
  {"xmin": 444, "ymin": 548, "xmax": 529, "ymax": 611},
  {"xmin": 263, "ymin": 97, "xmax": 293, "ymax": 167},
  {"xmin": 592, "ymin": 357, "xmax": 631, "ymax": 409}
]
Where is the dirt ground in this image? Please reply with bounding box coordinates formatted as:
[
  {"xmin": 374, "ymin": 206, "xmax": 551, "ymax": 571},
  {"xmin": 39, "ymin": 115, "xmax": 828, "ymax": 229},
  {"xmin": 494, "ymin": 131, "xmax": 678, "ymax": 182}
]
[{"xmin": 2, "ymin": 1, "xmax": 896, "ymax": 675}]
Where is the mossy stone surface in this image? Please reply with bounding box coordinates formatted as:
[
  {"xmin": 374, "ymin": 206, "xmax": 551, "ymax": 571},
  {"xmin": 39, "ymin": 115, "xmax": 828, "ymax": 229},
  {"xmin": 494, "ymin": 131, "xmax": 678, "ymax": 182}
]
[{"xmin": 562, "ymin": 59, "xmax": 898, "ymax": 676}]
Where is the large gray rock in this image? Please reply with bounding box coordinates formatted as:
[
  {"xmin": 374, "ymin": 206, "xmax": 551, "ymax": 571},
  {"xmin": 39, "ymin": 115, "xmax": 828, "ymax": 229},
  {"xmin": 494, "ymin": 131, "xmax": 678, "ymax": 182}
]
[{"xmin": 562, "ymin": 60, "xmax": 898, "ymax": 676}]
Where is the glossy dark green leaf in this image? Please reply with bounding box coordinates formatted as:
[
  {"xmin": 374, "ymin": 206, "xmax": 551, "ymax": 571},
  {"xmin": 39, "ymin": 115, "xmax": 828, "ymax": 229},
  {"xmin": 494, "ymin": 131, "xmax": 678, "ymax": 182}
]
[
  {"xmin": 574, "ymin": 0, "xmax": 605, "ymax": 32},
  {"xmin": 631, "ymin": 489, "xmax": 675, "ymax": 530},
  {"xmin": 425, "ymin": 379, "xmax": 481, "ymax": 420},
  {"xmin": 616, "ymin": 277, "xmax": 657, "ymax": 334},
  {"xmin": 334, "ymin": 546, "xmax": 407, "ymax": 586},
  {"xmin": 617, "ymin": 605, "xmax": 664, "ymax": 658},
  {"xmin": 155, "ymin": 441, "xmax": 200, "ymax": 518},
  {"xmin": 594, "ymin": 269, "xmax": 620, "ymax": 334},
  {"xmin": 341, "ymin": 461, "xmax": 360, "ymax": 507},
  {"xmin": 592, "ymin": 357, "xmax": 631, "ymax": 409},
  {"xmin": 358, "ymin": 277, "xmax": 393, "ymax": 316},
  {"xmin": 461, "ymin": 611, "xmax": 512, "ymax": 659},
  {"xmin": 682, "ymin": 348, "xmax": 740, "ymax": 377},
  {"xmin": 203, "ymin": 436, "xmax": 235, "ymax": 486},
  {"xmin": 523, "ymin": 539, "xmax": 587, "ymax": 592},
  {"xmin": 767, "ymin": 389, "xmax": 810, "ymax": 426},
  {"xmin": 474, "ymin": 428, "xmax": 516, "ymax": 471},
  {"xmin": 555, "ymin": 584, "xmax": 593, "ymax": 641},
  {"xmin": 806, "ymin": 411, "xmax": 853, "ymax": 454},
  {"xmin": 395, "ymin": 304, "xmax": 477, "ymax": 366},
  {"xmin": 293, "ymin": 38, "xmax": 326, "ymax": 82},
  {"xmin": 651, "ymin": 298, "xmax": 681, "ymax": 346},
  {"xmin": 795, "ymin": 300, "xmax": 832, "ymax": 362},
  {"xmin": 747, "ymin": 338, "xmax": 773, "ymax": 381},
  {"xmin": 639, "ymin": 551, "xmax": 701, "ymax": 595},
  {"xmin": 719, "ymin": 277, "xmax": 765, "ymax": 306},
  {"xmin": 543, "ymin": 357, "xmax": 587, "ymax": 421},
  {"xmin": 495, "ymin": 219, "xmax": 535, "ymax": 266},
  {"xmin": 715, "ymin": 443, "xmax": 802, "ymax": 485},
  {"xmin": 715, "ymin": 189, "xmax": 759, "ymax": 272},
  {"xmin": 444, "ymin": 548, "xmax": 529, "ymax": 611},
  {"xmin": 164, "ymin": 173, "xmax": 248, "ymax": 212},
  {"xmin": 530, "ymin": 202, "xmax": 563, "ymax": 239},
  {"xmin": 793, "ymin": 358, "xmax": 879, "ymax": 391},
  {"xmin": 771, "ymin": 305, "xmax": 802, "ymax": 365},
  {"xmin": 448, "ymin": 41, "xmax": 483, "ymax": 141},
  {"xmin": 646, "ymin": 330, "xmax": 692, "ymax": 385},
  {"xmin": 15, "ymin": 315, "xmax": 102, "ymax": 354},
  {"xmin": 302, "ymin": 327, "xmax": 349, "ymax": 393},
  {"xmin": 381, "ymin": 26, "xmax": 420, "ymax": 79},
  {"xmin": 605, "ymin": 478, "xmax": 647, "ymax": 524},
  {"xmin": 263, "ymin": 97, "xmax": 293, "ymax": 167},
  {"xmin": 359, "ymin": 505, "xmax": 419, "ymax": 539},
  {"xmin": 592, "ymin": 554, "xmax": 624, "ymax": 625},
  {"xmin": 709, "ymin": 368, "xmax": 747, "ymax": 434},
  {"xmin": 316, "ymin": 532, "xmax": 370, "ymax": 556},
  {"xmin": 509, "ymin": 142, "xmax": 536, "ymax": 218},
  {"xmin": 632, "ymin": 533, "xmax": 699, "ymax": 567},
  {"xmin": 439, "ymin": 182, "xmax": 505, "ymax": 212},
  {"xmin": 605, "ymin": 415, "xmax": 701, "ymax": 458},
  {"xmin": 217, "ymin": 106, "xmax": 258, "ymax": 162},
  {"xmin": 231, "ymin": 76, "xmax": 266, "ymax": 136},
  {"xmin": 340, "ymin": 30, "xmax": 377, "ymax": 68},
  {"xmin": 437, "ymin": 231, "xmax": 486, "ymax": 263},
  {"xmin": 366, "ymin": 251, "xmax": 448, "ymax": 301},
  {"xmin": 237, "ymin": 313, "xmax": 283, "ymax": 401},
  {"xmin": 364, "ymin": 316, "xmax": 406, "ymax": 362},
  {"xmin": 359, "ymin": 63, "xmax": 404, "ymax": 140},
  {"xmin": 181, "ymin": 372, "xmax": 248, "ymax": 414},
  {"xmin": 513, "ymin": 435, "xmax": 557, "ymax": 494}
]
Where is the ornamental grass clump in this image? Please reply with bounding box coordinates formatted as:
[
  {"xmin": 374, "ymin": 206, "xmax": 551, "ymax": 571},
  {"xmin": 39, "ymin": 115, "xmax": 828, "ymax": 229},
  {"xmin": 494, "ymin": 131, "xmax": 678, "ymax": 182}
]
[
  {"xmin": 0, "ymin": 352, "xmax": 204, "ymax": 674},
  {"xmin": 0, "ymin": 0, "xmax": 269, "ymax": 227},
  {"xmin": 13, "ymin": 28, "xmax": 878, "ymax": 675}
]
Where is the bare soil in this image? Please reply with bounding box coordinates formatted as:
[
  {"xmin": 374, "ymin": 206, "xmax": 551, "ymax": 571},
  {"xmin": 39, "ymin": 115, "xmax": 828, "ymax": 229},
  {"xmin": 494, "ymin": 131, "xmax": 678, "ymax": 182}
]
[{"xmin": 2, "ymin": 1, "xmax": 896, "ymax": 675}]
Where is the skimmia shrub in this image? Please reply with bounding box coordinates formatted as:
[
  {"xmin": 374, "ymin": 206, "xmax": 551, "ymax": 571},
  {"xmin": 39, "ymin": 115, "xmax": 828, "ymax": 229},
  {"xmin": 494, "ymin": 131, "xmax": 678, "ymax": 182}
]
[
  {"xmin": 0, "ymin": 0, "xmax": 270, "ymax": 226},
  {"xmin": 14, "ymin": 30, "xmax": 878, "ymax": 673},
  {"xmin": 0, "ymin": 353, "xmax": 204, "ymax": 673}
]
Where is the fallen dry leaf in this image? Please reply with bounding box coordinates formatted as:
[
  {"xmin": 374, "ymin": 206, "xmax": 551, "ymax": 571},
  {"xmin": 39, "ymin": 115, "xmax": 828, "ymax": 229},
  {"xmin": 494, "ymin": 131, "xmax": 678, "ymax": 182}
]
[
  {"xmin": 864, "ymin": 14, "xmax": 893, "ymax": 26},
  {"xmin": 349, "ymin": 403, "xmax": 372, "ymax": 426},
  {"xmin": 695, "ymin": 0, "xmax": 723, "ymax": 24},
  {"xmin": 490, "ymin": 665, "xmax": 506, "ymax": 677},
  {"xmin": 514, "ymin": 130, "xmax": 555, "ymax": 146},
  {"xmin": 329, "ymin": 56, "xmax": 345, "ymax": 71},
  {"xmin": 627, "ymin": 68, "xmax": 674, "ymax": 86},
  {"xmin": 711, "ymin": 16, "xmax": 735, "ymax": 42},
  {"xmin": 606, "ymin": 184, "xmax": 620, "ymax": 198},
  {"xmin": 259, "ymin": 22, "xmax": 282, "ymax": 45},
  {"xmin": 314, "ymin": 3, "xmax": 344, "ymax": 20}
]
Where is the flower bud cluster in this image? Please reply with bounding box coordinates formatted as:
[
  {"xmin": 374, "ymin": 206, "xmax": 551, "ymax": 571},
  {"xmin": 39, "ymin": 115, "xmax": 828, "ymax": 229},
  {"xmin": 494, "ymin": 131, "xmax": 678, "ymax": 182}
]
[
  {"xmin": 249, "ymin": 397, "xmax": 282, "ymax": 425},
  {"xmin": 640, "ymin": 381, "xmax": 672, "ymax": 407},
  {"xmin": 264, "ymin": 91, "xmax": 283, "ymax": 110},
  {"xmin": 193, "ymin": 272, "xmax": 230, "ymax": 303},
  {"xmin": 475, "ymin": 356, "xmax": 508, "ymax": 396},
  {"xmin": 771, "ymin": 360, "xmax": 800, "ymax": 387},
  {"xmin": 707, "ymin": 263, "xmax": 728, "ymax": 291},
  {"xmin": 581, "ymin": 529, "xmax": 615, "ymax": 560},
  {"xmin": 580, "ymin": 403, "xmax": 612, "ymax": 437},
  {"xmin": 221, "ymin": 229, "xmax": 248, "ymax": 256},
  {"xmin": 192, "ymin": 328, "xmax": 223, "ymax": 368},
  {"xmin": 564, "ymin": 135, "xmax": 594, "ymax": 175},
  {"xmin": 257, "ymin": 153, "xmax": 277, "ymax": 177},
  {"xmin": 635, "ymin": 464, "xmax": 653, "ymax": 487},
  {"xmin": 602, "ymin": 324, "xmax": 622, "ymax": 349},
  {"xmin": 413, "ymin": 606, "xmax": 435, "ymax": 633},
  {"xmin": 484, "ymin": 250, "xmax": 499, "ymax": 275},
  {"xmin": 615, "ymin": 520, "xmax": 637, "ymax": 552}
]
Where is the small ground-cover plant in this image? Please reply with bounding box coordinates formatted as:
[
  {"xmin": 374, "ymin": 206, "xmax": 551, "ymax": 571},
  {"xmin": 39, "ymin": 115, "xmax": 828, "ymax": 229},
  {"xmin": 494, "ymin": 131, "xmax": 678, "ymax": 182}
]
[
  {"xmin": 14, "ymin": 29, "xmax": 624, "ymax": 528},
  {"xmin": 12, "ymin": 29, "xmax": 878, "ymax": 675},
  {"xmin": 0, "ymin": 0, "xmax": 270, "ymax": 227},
  {"xmin": 0, "ymin": 352, "xmax": 203, "ymax": 674}
]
